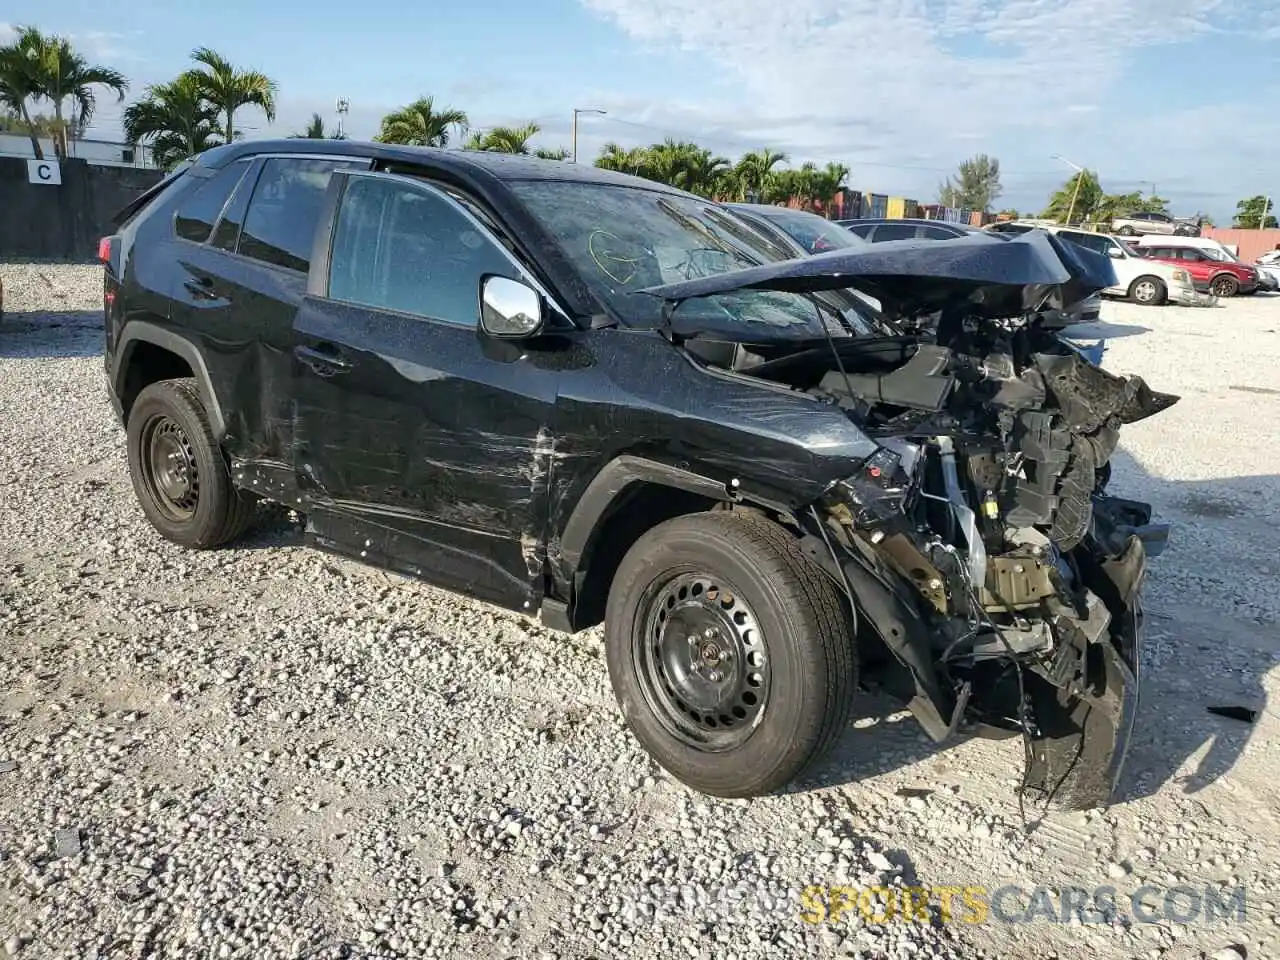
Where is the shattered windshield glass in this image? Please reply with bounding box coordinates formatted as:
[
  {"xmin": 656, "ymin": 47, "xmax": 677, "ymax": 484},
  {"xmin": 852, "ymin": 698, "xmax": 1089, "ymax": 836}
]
[{"xmin": 510, "ymin": 181, "xmax": 887, "ymax": 340}]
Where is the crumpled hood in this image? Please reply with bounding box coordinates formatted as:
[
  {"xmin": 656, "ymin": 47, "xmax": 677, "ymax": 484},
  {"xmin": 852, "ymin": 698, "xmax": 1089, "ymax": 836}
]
[{"xmin": 642, "ymin": 228, "xmax": 1116, "ymax": 325}]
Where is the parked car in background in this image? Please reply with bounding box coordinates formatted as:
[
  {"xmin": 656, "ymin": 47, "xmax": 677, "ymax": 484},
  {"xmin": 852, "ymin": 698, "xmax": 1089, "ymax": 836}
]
[
  {"xmin": 1256, "ymin": 249, "xmax": 1280, "ymax": 290},
  {"xmin": 1109, "ymin": 211, "xmax": 1200, "ymax": 237},
  {"xmin": 725, "ymin": 203, "xmax": 868, "ymax": 256},
  {"xmin": 838, "ymin": 217, "xmax": 985, "ymax": 242},
  {"xmin": 1134, "ymin": 243, "xmax": 1259, "ymax": 297},
  {"xmin": 1045, "ymin": 227, "xmax": 1202, "ymax": 305},
  {"xmin": 1135, "ymin": 234, "xmax": 1278, "ymax": 293}
]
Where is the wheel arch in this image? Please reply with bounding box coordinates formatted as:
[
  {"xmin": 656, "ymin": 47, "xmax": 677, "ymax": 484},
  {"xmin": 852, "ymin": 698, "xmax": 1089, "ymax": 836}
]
[
  {"xmin": 543, "ymin": 455, "xmax": 798, "ymax": 633},
  {"xmin": 112, "ymin": 322, "xmax": 226, "ymax": 440}
]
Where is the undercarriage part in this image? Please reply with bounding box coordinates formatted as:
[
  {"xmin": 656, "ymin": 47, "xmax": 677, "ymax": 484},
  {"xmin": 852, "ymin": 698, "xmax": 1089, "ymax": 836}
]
[
  {"xmin": 935, "ymin": 436, "xmax": 986, "ymax": 588},
  {"xmin": 876, "ymin": 532, "xmax": 949, "ymax": 614},
  {"xmin": 978, "ymin": 555, "xmax": 1057, "ymax": 611},
  {"xmin": 968, "ymin": 622, "xmax": 1052, "ymax": 659}
]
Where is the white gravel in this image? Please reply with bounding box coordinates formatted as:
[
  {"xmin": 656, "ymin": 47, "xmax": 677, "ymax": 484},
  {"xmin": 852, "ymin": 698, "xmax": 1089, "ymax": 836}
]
[{"xmin": 1, "ymin": 263, "xmax": 1277, "ymax": 960}]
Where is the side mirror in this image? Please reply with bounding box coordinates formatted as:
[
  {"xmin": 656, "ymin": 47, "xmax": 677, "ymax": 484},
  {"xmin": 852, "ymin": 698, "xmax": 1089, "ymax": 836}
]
[
  {"xmin": 480, "ymin": 275, "xmax": 544, "ymax": 338},
  {"xmin": 1107, "ymin": 246, "xmax": 1124, "ymax": 259}
]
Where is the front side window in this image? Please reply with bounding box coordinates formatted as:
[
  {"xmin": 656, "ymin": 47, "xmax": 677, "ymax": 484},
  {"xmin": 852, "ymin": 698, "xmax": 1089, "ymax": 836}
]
[
  {"xmin": 240, "ymin": 157, "xmax": 366, "ymax": 272},
  {"xmin": 327, "ymin": 175, "xmax": 515, "ymax": 325},
  {"xmin": 173, "ymin": 159, "xmax": 252, "ymax": 243}
]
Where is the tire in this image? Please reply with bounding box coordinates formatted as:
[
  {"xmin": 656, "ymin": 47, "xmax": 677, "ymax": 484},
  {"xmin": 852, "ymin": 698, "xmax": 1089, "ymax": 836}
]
[
  {"xmin": 126, "ymin": 377, "xmax": 257, "ymax": 548},
  {"xmin": 1116, "ymin": 226, "xmax": 1136, "ymax": 237},
  {"xmin": 1209, "ymin": 274, "xmax": 1239, "ymax": 298},
  {"xmin": 604, "ymin": 510, "xmax": 857, "ymax": 798},
  {"xmin": 1128, "ymin": 276, "xmax": 1167, "ymax": 305}
]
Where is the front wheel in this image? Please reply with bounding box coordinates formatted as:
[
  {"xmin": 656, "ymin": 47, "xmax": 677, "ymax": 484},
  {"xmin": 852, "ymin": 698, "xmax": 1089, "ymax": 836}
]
[
  {"xmin": 1116, "ymin": 226, "xmax": 1136, "ymax": 237},
  {"xmin": 1209, "ymin": 274, "xmax": 1239, "ymax": 297},
  {"xmin": 1128, "ymin": 276, "xmax": 1167, "ymax": 305},
  {"xmin": 604, "ymin": 511, "xmax": 857, "ymax": 798}
]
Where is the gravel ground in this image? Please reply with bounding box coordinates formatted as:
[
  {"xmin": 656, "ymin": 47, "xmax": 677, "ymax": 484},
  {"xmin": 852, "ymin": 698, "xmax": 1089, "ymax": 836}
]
[{"xmin": 1, "ymin": 263, "xmax": 1277, "ymax": 960}]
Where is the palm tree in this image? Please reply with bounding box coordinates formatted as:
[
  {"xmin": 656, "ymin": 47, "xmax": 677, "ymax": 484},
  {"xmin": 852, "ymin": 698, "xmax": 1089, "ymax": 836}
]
[
  {"xmin": 33, "ymin": 32, "xmax": 128, "ymax": 159},
  {"xmin": 535, "ymin": 147, "xmax": 569, "ymax": 161},
  {"xmin": 290, "ymin": 111, "xmax": 343, "ymax": 139},
  {"xmin": 481, "ymin": 122, "xmax": 541, "ymax": 154},
  {"xmin": 189, "ymin": 47, "xmax": 276, "ymax": 143},
  {"xmin": 594, "ymin": 141, "xmax": 648, "ymax": 175},
  {"xmin": 0, "ymin": 26, "xmax": 46, "ymax": 158},
  {"xmin": 375, "ymin": 96, "xmax": 467, "ymax": 147},
  {"xmin": 123, "ymin": 72, "xmax": 223, "ymax": 170},
  {"xmin": 735, "ymin": 148, "xmax": 789, "ymax": 202}
]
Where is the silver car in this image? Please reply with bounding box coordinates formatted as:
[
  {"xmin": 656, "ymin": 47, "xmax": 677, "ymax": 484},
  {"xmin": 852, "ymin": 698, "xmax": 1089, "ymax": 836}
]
[{"xmin": 1110, "ymin": 211, "xmax": 1200, "ymax": 237}]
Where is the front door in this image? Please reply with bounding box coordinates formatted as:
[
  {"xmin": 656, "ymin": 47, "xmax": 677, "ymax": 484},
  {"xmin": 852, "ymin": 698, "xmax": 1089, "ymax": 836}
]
[{"xmin": 291, "ymin": 171, "xmax": 563, "ymax": 611}]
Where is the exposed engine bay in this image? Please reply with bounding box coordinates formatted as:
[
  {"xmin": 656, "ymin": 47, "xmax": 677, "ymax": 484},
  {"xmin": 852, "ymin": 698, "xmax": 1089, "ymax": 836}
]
[
  {"xmin": 645, "ymin": 231, "xmax": 1177, "ymax": 809},
  {"xmin": 693, "ymin": 308, "xmax": 1176, "ymax": 809}
]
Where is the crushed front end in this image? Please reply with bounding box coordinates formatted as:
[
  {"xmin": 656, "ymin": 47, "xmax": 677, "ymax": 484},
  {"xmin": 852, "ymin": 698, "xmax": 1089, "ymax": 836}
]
[
  {"xmin": 812, "ymin": 317, "xmax": 1176, "ymax": 809},
  {"xmin": 642, "ymin": 229, "xmax": 1178, "ymax": 809}
]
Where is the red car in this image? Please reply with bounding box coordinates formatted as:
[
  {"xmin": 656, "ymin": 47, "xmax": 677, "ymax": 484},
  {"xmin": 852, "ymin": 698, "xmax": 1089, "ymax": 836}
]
[{"xmin": 1135, "ymin": 243, "xmax": 1259, "ymax": 297}]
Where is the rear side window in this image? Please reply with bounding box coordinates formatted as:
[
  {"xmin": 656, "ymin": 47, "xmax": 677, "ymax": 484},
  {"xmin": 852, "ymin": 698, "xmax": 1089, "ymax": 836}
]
[
  {"xmin": 240, "ymin": 158, "xmax": 366, "ymax": 272},
  {"xmin": 872, "ymin": 223, "xmax": 917, "ymax": 242},
  {"xmin": 327, "ymin": 175, "xmax": 514, "ymax": 326},
  {"xmin": 211, "ymin": 161, "xmax": 262, "ymax": 253},
  {"xmin": 173, "ymin": 160, "xmax": 252, "ymax": 243}
]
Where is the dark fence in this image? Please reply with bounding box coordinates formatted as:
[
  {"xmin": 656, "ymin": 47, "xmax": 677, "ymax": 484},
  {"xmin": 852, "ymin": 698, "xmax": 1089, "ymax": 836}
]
[{"xmin": 0, "ymin": 157, "xmax": 164, "ymax": 261}]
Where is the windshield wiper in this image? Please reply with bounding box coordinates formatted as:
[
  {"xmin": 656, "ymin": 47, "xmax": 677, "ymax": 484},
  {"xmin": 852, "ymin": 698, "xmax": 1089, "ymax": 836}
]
[{"xmin": 656, "ymin": 199, "xmax": 756, "ymax": 265}]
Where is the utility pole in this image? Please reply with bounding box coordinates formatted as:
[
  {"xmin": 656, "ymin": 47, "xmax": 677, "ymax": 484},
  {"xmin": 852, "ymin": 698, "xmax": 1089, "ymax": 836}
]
[
  {"xmin": 1052, "ymin": 154, "xmax": 1087, "ymax": 226},
  {"xmin": 336, "ymin": 98, "xmax": 350, "ymax": 139},
  {"xmin": 1262, "ymin": 196, "xmax": 1272, "ymax": 230},
  {"xmin": 571, "ymin": 108, "xmax": 606, "ymax": 163}
]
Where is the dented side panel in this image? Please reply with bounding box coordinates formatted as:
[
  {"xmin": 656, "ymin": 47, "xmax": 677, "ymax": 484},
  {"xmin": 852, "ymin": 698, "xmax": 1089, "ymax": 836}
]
[{"xmin": 290, "ymin": 297, "xmax": 562, "ymax": 609}]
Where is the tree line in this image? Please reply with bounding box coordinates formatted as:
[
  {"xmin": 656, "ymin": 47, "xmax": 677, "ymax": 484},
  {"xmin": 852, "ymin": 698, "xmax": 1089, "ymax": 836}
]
[{"xmin": 2, "ymin": 26, "xmax": 1274, "ymax": 227}]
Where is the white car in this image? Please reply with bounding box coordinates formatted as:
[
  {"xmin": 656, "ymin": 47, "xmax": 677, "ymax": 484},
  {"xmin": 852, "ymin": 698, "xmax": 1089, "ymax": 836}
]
[{"xmin": 1042, "ymin": 227, "xmax": 1203, "ymax": 305}]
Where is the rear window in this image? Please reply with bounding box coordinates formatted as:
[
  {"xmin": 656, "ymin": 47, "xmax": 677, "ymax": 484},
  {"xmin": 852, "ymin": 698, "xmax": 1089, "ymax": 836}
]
[
  {"xmin": 174, "ymin": 160, "xmax": 253, "ymax": 243},
  {"xmin": 239, "ymin": 158, "xmax": 366, "ymax": 272}
]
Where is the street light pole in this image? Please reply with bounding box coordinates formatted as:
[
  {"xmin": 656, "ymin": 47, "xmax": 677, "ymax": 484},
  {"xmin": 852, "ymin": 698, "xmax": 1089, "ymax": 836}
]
[
  {"xmin": 572, "ymin": 108, "xmax": 606, "ymax": 163},
  {"xmin": 1262, "ymin": 196, "xmax": 1272, "ymax": 230},
  {"xmin": 335, "ymin": 98, "xmax": 349, "ymax": 139},
  {"xmin": 1052, "ymin": 154, "xmax": 1087, "ymax": 226}
]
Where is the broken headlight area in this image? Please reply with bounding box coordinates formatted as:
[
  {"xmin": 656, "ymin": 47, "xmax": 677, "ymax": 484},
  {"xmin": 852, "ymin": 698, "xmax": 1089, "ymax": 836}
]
[{"xmin": 815, "ymin": 320, "xmax": 1177, "ymax": 810}]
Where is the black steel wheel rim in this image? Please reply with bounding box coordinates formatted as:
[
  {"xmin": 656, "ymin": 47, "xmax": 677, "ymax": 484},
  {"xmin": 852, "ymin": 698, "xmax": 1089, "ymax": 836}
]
[
  {"xmin": 635, "ymin": 571, "xmax": 771, "ymax": 751},
  {"xmin": 1211, "ymin": 276, "xmax": 1235, "ymax": 296},
  {"xmin": 140, "ymin": 414, "xmax": 199, "ymax": 521}
]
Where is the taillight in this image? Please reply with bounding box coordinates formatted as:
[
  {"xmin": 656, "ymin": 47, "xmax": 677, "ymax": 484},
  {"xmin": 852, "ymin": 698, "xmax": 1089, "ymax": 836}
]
[{"xmin": 97, "ymin": 236, "xmax": 111, "ymax": 262}]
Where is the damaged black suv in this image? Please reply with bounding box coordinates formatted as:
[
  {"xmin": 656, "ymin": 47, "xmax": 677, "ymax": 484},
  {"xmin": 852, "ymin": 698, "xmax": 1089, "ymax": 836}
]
[{"xmin": 101, "ymin": 141, "xmax": 1175, "ymax": 808}]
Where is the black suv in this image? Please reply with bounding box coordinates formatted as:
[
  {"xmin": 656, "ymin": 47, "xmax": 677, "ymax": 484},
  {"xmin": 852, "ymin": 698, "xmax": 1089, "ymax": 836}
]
[{"xmin": 102, "ymin": 140, "xmax": 1174, "ymax": 806}]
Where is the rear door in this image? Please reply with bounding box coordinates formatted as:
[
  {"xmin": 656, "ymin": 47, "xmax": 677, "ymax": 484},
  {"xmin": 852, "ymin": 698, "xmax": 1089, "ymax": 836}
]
[
  {"xmin": 290, "ymin": 171, "xmax": 564, "ymax": 611},
  {"xmin": 167, "ymin": 154, "xmax": 370, "ymax": 463}
]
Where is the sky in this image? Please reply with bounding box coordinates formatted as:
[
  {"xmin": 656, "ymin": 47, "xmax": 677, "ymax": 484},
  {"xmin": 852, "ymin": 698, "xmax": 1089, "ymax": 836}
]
[{"xmin": 4, "ymin": 0, "xmax": 1278, "ymax": 221}]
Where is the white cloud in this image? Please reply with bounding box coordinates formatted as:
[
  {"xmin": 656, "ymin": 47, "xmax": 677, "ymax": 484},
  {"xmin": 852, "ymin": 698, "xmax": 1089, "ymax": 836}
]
[{"xmin": 576, "ymin": 0, "xmax": 1275, "ymax": 217}]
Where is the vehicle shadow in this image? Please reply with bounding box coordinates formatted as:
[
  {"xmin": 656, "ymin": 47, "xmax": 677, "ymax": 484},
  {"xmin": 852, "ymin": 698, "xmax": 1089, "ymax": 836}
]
[
  {"xmin": 796, "ymin": 448, "xmax": 1276, "ymax": 809},
  {"xmin": 0, "ymin": 310, "xmax": 104, "ymax": 360}
]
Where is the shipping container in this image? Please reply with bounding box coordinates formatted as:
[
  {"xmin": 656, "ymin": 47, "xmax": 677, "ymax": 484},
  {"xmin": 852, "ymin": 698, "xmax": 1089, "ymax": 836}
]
[
  {"xmin": 867, "ymin": 193, "xmax": 889, "ymax": 219},
  {"xmin": 919, "ymin": 203, "xmax": 944, "ymax": 221},
  {"xmin": 886, "ymin": 196, "xmax": 907, "ymax": 219},
  {"xmin": 840, "ymin": 190, "xmax": 863, "ymax": 219}
]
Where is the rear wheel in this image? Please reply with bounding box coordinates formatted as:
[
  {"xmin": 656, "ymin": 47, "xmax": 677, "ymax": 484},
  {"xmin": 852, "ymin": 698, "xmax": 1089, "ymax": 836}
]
[
  {"xmin": 604, "ymin": 510, "xmax": 857, "ymax": 798},
  {"xmin": 1128, "ymin": 276, "xmax": 1167, "ymax": 305},
  {"xmin": 1116, "ymin": 226, "xmax": 1136, "ymax": 237},
  {"xmin": 127, "ymin": 378, "xmax": 257, "ymax": 548},
  {"xmin": 1209, "ymin": 274, "xmax": 1239, "ymax": 297}
]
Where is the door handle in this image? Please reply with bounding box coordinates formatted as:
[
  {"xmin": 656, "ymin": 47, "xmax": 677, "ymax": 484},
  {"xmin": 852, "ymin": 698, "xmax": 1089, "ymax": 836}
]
[
  {"xmin": 182, "ymin": 276, "xmax": 217, "ymax": 300},
  {"xmin": 295, "ymin": 343, "xmax": 353, "ymax": 376}
]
